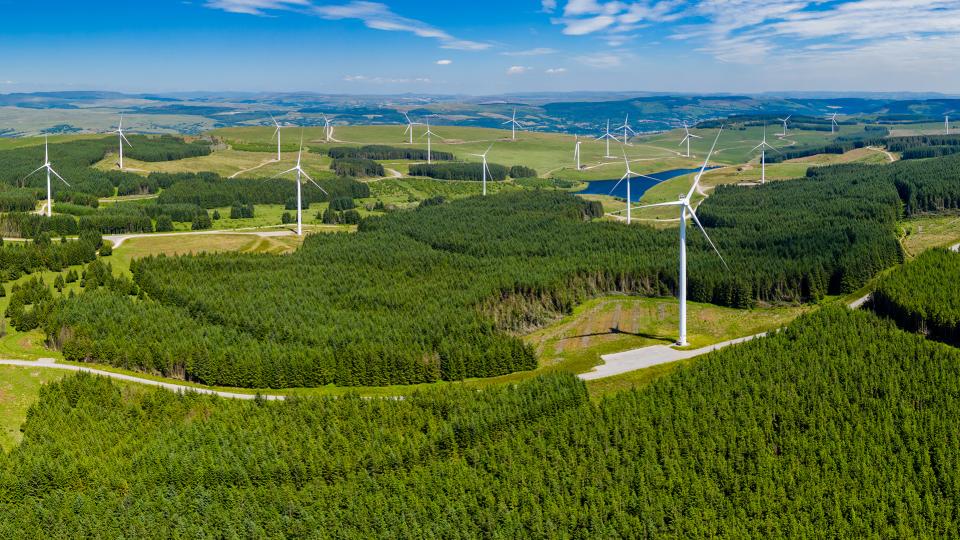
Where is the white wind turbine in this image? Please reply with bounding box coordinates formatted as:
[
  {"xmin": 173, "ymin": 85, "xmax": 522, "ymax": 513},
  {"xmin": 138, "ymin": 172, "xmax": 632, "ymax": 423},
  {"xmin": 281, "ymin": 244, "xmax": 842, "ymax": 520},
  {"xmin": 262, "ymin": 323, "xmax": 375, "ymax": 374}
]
[
  {"xmin": 946, "ymin": 115, "xmax": 951, "ymax": 135},
  {"xmin": 827, "ymin": 113, "xmax": 839, "ymax": 134},
  {"xmin": 608, "ymin": 147, "xmax": 662, "ymax": 225},
  {"xmin": 596, "ymin": 119, "xmax": 619, "ymax": 159},
  {"xmin": 469, "ymin": 144, "xmax": 495, "ymax": 196},
  {"xmin": 616, "ymin": 114, "xmax": 637, "ymax": 146},
  {"xmin": 630, "ymin": 127, "xmax": 727, "ymax": 346},
  {"xmin": 503, "ymin": 109, "xmax": 522, "ymax": 141},
  {"xmin": 403, "ymin": 112, "xmax": 422, "ymax": 144},
  {"xmin": 420, "ymin": 117, "xmax": 442, "ymax": 164},
  {"xmin": 321, "ymin": 114, "xmax": 334, "ymax": 142},
  {"xmin": 270, "ymin": 115, "xmax": 284, "ymax": 161},
  {"xmin": 751, "ymin": 126, "xmax": 779, "ymax": 184},
  {"xmin": 112, "ymin": 115, "xmax": 133, "ymax": 169},
  {"xmin": 24, "ymin": 136, "xmax": 70, "ymax": 217},
  {"xmin": 679, "ymin": 121, "xmax": 701, "ymax": 158},
  {"xmin": 273, "ymin": 133, "xmax": 327, "ymax": 236},
  {"xmin": 574, "ymin": 135, "xmax": 582, "ymax": 170},
  {"xmin": 778, "ymin": 115, "xmax": 792, "ymax": 137}
]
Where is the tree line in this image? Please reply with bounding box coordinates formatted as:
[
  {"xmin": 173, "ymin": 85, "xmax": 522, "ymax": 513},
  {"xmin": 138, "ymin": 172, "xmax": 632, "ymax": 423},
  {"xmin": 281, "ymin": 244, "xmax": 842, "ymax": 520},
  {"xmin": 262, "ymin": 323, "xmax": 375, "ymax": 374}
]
[{"xmin": 327, "ymin": 145, "xmax": 454, "ymax": 161}]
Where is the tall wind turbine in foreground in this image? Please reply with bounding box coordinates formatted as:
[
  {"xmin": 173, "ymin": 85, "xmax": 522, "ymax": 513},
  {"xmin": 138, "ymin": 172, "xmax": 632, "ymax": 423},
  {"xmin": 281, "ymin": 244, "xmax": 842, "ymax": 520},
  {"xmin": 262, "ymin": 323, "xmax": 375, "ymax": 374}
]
[
  {"xmin": 631, "ymin": 128, "xmax": 727, "ymax": 346},
  {"xmin": 24, "ymin": 136, "xmax": 70, "ymax": 217},
  {"xmin": 751, "ymin": 126, "xmax": 778, "ymax": 184},
  {"xmin": 403, "ymin": 113, "xmax": 422, "ymax": 144},
  {"xmin": 112, "ymin": 115, "xmax": 133, "ymax": 169},
  {"xmin": 679, "ymin": 122, "xmax": 701, "ymax": 158},
  {"xmin": 827, "ymin": 113, "xmax": 839, "ymax": 134},
  {"xmin": 503, "ymin": 109, "xmax": 522, "ymax": 141},
  {"xmin": 616, "ymin": 115, "xmax": 637, "ymax": 146},
  {"xmin": 608, "ymin": 147, "xmax": 661, "ymax": 225},
  {"xmin": 270, "ymin": 115, "xmax": 284, "ymax": 161},
  {"xmin": 274, "ymin": 134, "xmax": 327, "ymax": 236},
  {"xmin": 469, "ymin": 144, "xmax": 495, "ymax": 196},
  {"xmin": 574, "ymin": 135, "xmax": 582, "ymax": 170},
  {"xmin": 596, "ymin": 120, "xmax": 619, "ymax": 159},
  {"xmin": 420, "ymin": 117, "xmax": 441, "ymax": 164},
  {"xmin": 778, "ymin": 115, "xmax": 792, "ymax": 137}
]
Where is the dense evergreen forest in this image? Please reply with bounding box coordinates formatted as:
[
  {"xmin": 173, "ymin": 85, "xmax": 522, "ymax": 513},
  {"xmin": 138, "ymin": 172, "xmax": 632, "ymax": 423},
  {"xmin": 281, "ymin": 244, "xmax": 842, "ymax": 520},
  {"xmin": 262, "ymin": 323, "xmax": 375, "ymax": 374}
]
[
  {"xmin": 409, "ymin": 162, "xmax": 510, "ymax": 181},
  {"xmin": 4, "ymin": 307, "xmax": 960, "ymax": 536},
  {"xmin": 156, "ymin": 173, "xmax": 369, "ymax": 208},
  {"xmin": 327, "ymin": 145, "xmax": 454, "ymax": 161},
  {"xmin": 42, "ymin": 145, "xmax": 960, "ymax": 387},
  {"xmin": 872, "ymin": 248, "xmax": 960, "ymax": 345}
]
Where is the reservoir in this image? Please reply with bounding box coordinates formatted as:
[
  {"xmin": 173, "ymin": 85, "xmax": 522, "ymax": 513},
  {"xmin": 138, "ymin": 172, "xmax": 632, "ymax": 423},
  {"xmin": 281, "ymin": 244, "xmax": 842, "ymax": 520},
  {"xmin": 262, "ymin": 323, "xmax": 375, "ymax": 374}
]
[{"xmin": 575, "ymin": 167, "xmax": 716, "ymax": 202}]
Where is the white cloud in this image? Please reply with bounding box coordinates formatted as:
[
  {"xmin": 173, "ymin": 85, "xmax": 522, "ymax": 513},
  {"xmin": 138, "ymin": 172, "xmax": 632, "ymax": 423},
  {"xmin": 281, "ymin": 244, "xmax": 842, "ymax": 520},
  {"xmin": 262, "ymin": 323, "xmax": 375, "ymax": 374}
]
[
  {"xmin": 436, "ymin": 59, "xmax": 453, "ymax": 65},
  {"xmin": 207, "ymin": 1, "xmax": 490, "ymax": 50},
  {"xmin": 575, "ymin": 52, "xmax": 625, "ymax": 68},
  {"xmin": 506, "ymin": 66, "xmax": 531, "ymax": 75},
  {"xmin": 502, "ymin": 47, "xmax": 558, "ymax": 56},
  {"xmin": 541, "ymin": 0, "xmax": 558, "ymax": 12},
  {"xmin": 344, "ymin": 75, "xmax": 432, "ymax": 84},
  {"xmin": 545, "ymin": 68, "xmax": 568, "ymax": 74}
]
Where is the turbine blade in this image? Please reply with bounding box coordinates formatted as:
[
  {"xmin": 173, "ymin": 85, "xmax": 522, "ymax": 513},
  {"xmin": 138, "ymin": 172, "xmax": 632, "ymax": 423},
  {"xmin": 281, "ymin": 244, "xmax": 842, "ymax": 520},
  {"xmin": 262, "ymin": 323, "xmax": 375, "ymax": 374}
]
[
  {"xmin": 688, "ymin": 206, "xmax": 729, "ymax": 270},
  {"xmin": 121, "ymin": 132, "xmax": 133, "ymax": 147},
  {"xmin": 608, "ymin": 172, "xmax": 629, "ymax": 195},
  {"xmin": 23, "ymin": 165, "xmax": 46, "ymax": 181},
  {"xmin": 272, "ymin": 167, "xmax": 299, "ymax": 179},
  {"xmin": 686, "ymin": 126, "xmax": 723, "ymax": 201},
  {"xmin": 50, "ymin": 167, "xmax": 70, "ymax": 187}
]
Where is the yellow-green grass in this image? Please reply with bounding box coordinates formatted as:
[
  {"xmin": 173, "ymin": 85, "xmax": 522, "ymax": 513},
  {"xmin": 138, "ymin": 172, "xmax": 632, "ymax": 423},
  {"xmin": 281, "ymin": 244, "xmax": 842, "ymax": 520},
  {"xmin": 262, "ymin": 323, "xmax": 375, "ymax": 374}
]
[
  {"xmin": 526, "ymin": 296, "xmax": 808, "ymax": 380},
  {"xmin": 786, "ymin": 146, "xmax": 893, "ymax": 165},
  {"xmin": 0, "ymin": 366, "xmax": 67, "ymax": 450},
  {"xmin": 94, "ymin": 148, "xmax": 335, "ymax": 180},
  {"xmin": 901, "ymin": 213, "xmax": 960, "ymax": 258},
  {"xmin": 887, "ymin": 123, "xmax": 952, "ymax": 137},
  {"xmin": 368, "ymin": 177, "xmax": 523, "ymax": 205},
  {"xmin": 0, "ymin": 133, "xmax": 105, "ymax": 150}
]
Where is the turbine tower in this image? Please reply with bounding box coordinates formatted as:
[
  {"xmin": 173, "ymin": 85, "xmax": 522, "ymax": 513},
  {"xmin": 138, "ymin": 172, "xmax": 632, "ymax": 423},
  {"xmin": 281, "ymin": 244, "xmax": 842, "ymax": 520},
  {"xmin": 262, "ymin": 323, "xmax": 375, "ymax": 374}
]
[
  {"xmin": 616, "ymin": 114, "xmax": 637, "ymax": 146},
  {"xmin": 270, "ymin": 115, "xmax": 284, "ymax": 161},
  {"xmin": 679, "ymin": 121, "xmax": 701, "ymax": 158},
  {"xmin": 751, "ymin": 126, "xmax": 779, "ymax": 184},
  {"xmin": 274, "ymin": 133, "xmax": 327, "ymax": 236},
  {"xmin": 608, "ymin": 147, "xmax": 661, "ymax": 225},
  {"xmin": 469, "ymin": 144, "xmax": 495, "ymax": 196},
  {"xmin": 778, "ymin": 115, "xmax": 792, "ymax": 137},
  {"xmin": 112, "ymin": 115, "xmax": 133, "ymax": 169},
  {"xmin": 946, "ymin": 115, "xmax": 951, "ymax": 135},
  {"xmin": 596, "ymin": 119, "xmax": 619, "ymax": 159},
  {"xmin": 503, "ymin": 109, "xmax": 522, "ymax": 141},
  {"xmin": 631, "ymin": 128, "xmax": 727, "ymax": 346},
  {"xmin": 403, "ymin": 113, "xmax": 422, "ymax": 144},
  {"xmin": 827, "ymin": 113, "xmax": 839, "ymax": 134},
  {"xmin": 321, "ymin": 114, "xmax": 333, "ymax": 142},
  {"xmin": 24, "ymin": 136, "xmax": 70, "ymax": 217},
  {"xmin": 574, "ymin": 135, "xmax": 582, "ymax": 170},
  {"xmin": 420, "ymin": 117, "xmax": 441, "ymax": 164}
]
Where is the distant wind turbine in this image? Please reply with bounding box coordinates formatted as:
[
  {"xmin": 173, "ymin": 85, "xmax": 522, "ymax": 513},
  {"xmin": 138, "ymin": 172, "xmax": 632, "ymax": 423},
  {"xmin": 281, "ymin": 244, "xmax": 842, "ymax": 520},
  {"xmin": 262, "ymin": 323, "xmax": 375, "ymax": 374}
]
[
  {"xmin": 270, "ymin": 115, "xmax": 284, "ymax": 161},
  {"xmin": 23, "ymin": 136, "xmax": 70, "ymax": 217},
  {"xmin": 112, "ymin": 115, "xmax": 133, "ymax": 170},
  {"xmin": 751, "ymin": 126, "xmax": 780, "ymax": 184},
  {"xmin": 679, "ymin": 121, "xmax": 701, "ymax": 158},
  {"xmin": 403, "ymin": 112, "xmax": 422, "ymax": 144},
  {"xmin": 630, "ymin": 127, "xmax": 727, "ymax": 346},
  {"xmin": 503, "ymin": 109, "xmax": 522, "ymax": 141},
  {"xmin": 827, "ymin": 113, "xmax": 839, "ymax": 134},
  {"xmin": 322, "ymin": 114, "xmax": 333, "ymax": 142},
  {"xmin": 469, "ymin": 144, "xmax": 495, "ymax": 196},
  {"xmin": 596, "ymin": 119, "xmax": 619, "ymax": 159},
  {"xmin": 946, "ymin": 115, "xmax": 951, "ymax": 135},
  {"xmin": 273, "ymin": 133, "xmax": 327, "ymax": 236},
  {"xmin": 420, "ymin": 117, "xmax": 441, "ymax": 164},
  {"xmin": 616, "ymin": 114, "xmax": 637, "ymax": 146},
  {"xmin": 608, "ymin": 147, "xmax": 661, "ymax": 225},
  {"xmin": 778, "ymin": 115, "xmax": 792, "ymax": 137},
  {"xmin": 574, "ymin": 135, "xmax": 582, "ymax": 170}
]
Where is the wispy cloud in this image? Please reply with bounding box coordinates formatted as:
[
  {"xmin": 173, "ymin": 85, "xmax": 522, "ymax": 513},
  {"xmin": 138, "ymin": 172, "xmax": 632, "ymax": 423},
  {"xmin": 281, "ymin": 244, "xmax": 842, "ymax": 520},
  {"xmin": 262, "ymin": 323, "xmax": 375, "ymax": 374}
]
[
  {"xmin": 545, "ymin": 67, "xmax": 568, "ymax": 74},
  {"xmin": 344, "ymin": 74, "xmax": 432, "ymax": 84},
  {"xmin": 502, "ymin": 47, "xmax": 558, "ymax": 56},
  {"xmin": 506, "ymin": 66, "xmax": 531, "ymax": 75},
  {"xmin": 436, "ymin": 59, "xmax": 453, "ymax": 65},
  {"xmin": 575, "ymin": 51, "xmax": 626, "ymax": 68},
  {"xmin": 207, "ymin": 0, "xmax": 490, "ymax": 50}
]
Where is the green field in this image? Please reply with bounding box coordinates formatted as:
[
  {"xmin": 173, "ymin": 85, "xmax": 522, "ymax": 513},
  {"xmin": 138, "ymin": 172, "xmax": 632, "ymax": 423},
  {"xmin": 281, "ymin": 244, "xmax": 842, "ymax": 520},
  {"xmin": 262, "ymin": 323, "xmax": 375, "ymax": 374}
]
[{"xmin": 0, "ymin": 366, "xmax": 66, "ymax": 450}]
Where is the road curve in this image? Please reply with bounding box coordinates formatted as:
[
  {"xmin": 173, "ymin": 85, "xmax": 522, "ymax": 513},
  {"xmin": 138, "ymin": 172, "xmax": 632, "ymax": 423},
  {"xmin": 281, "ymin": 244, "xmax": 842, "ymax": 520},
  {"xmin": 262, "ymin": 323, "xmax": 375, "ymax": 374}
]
[{"xmin": 105, "ymin": 228, "xmax": 297, "ymax": 248}]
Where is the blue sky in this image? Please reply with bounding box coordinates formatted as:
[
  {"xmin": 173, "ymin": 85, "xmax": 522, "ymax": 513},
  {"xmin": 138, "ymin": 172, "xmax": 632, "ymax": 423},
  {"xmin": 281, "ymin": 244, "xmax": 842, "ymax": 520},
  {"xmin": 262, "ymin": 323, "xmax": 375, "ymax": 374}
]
[{"xmin": 1, "ymin": 0, "xmax": 958, "ymax": 94}]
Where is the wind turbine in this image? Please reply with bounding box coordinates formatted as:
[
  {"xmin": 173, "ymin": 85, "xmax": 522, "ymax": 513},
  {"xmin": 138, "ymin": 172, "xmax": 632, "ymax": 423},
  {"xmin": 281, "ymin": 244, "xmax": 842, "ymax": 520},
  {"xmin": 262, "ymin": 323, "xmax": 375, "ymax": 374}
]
[
  {"xmin": 270, "ymin": 115, "xmax": 284, "ymax": 161},
  {"xmin": 273, "ymin": 133, "xmax": 327, "ymax": 236},
  {"xmin": 778, "ymin": 115, "xmax": 792, "ymax": 137},
  {"xmin": 503, "ymin": 109, "xmax": 522, "ymax": 141},
  {"xmin": 596, "ymin": 119, "xmax": 619, "ymax": 159},
  {"xmin": 23, "ymin": 136, "xmax": 70, "ymax": 217},
  {"xmin": 946, "ymin": 115, "xmax": 951, "ymax": 135},
  {"xmin": 679, "ymin": 121, "xmax": 701, "ymax": 158},
  {"xmin": 403, "ymin": 112, "xmax": 422, "ymax": 144},
  {"xmin": 573, "ymin": 135, "xmax": 582, "ymax": 170},
  {"xmin": 630, "ymin": 128, "xmax": 727, "ymax": 346},
  {"xmin": 469, "ymin": 144, "xmax": 495, "ymax": 196},
  {"xmin": 112, "ymin": 115, "xmax": 133, "ymax": 169},
  {"xmin": 420, "ymin": 117, "xmax": 441, "ymax": 164},
  {"xmin": 321, "ymin": 114, "xmax": 333, "ymax": 142},
  {"xmin": 827, "ymin": 113, "xmax": 839, "ymax": 134},
  {"xmin": 751, "ymin": 126, "xmax": 779, "ymax": 184},
  {"xmin": 616, "ymin": 114, "xmax": 637, "ymax": 146},
  {"xmin": 608, "ymin": 147, "xmax": 662, "ymax": 225}
]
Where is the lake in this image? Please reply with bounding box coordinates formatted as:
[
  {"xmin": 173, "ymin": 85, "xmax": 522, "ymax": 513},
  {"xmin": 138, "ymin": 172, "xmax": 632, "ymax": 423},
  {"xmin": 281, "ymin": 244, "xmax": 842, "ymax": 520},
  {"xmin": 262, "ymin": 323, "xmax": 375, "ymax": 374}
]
[{"xmin": 575, "ymin": 167, "xmax": 716, "ymax": 203}]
